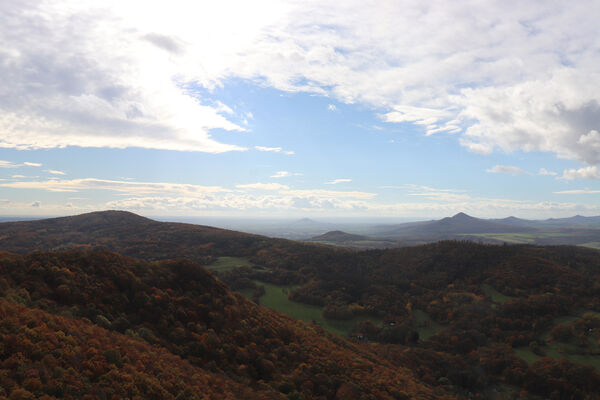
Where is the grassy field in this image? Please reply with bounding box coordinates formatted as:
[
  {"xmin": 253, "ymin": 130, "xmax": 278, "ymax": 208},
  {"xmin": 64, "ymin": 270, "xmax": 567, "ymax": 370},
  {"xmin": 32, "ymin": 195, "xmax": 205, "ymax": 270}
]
[
  {"xmin": 514, "ymin": 311, "xmax": 600, "ymax": 371},
  {"xmin": 412, "ymin": 309, "xmax": 446, "ymax": 340},
  {"xmin": 481, "ymin": 284, "xmax": 514, "ymax": 303},
  {"xmin": 240, "ymin": 280, "xmax": 382, "ymax": 336},
  {"xmin": 463, "ymin": 232, "xmax": 573, "ymax": 244},
  {"xmin": 205, "ymin": 256, "xmax": 253, "ymax": 272}
]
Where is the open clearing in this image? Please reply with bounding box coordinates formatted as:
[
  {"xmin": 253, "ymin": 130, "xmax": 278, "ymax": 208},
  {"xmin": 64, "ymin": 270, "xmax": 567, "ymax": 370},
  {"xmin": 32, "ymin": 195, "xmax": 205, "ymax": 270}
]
[
  {"xmin": 413, "ymin": 309, "xmax": 446, "ymax": 340},
  {"xmin": 240, "ymin": 280, "xmax": 381, "ymax": 337},
  {"xmin": 481, "ymin": 284, "xmax": 514, "ymax": 303},
  {"xmin": 205, "ymin": 256, "xmax": 253, "ymax": 272},
  {"xmin": 514, "ymin": 311, "xmax": 600, "ymax": 372}
]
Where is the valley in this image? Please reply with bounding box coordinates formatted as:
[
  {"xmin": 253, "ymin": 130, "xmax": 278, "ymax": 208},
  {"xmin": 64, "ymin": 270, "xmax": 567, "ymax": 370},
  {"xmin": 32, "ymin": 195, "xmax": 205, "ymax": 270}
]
[{"xmin": 1, "ymin": 211, "xmax": 600, "ymax": 399}]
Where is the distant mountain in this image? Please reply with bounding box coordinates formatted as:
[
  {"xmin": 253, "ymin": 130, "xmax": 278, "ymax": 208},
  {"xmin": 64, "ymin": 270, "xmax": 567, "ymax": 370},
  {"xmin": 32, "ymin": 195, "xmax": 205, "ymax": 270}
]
[
  {"xmin": 490, "ymin": 216, "xmax": 534, "ymax": 227},
  {"xmin": 295, "ymin": 217, "xmax": 318, "ymax": 224},
  {"xmin": 375, "ymin": 212, "xmax": 534, "ymax": 239},
  {"xmin": 309, "ymin": 230, "xmax": 371, "ymax": 242}
]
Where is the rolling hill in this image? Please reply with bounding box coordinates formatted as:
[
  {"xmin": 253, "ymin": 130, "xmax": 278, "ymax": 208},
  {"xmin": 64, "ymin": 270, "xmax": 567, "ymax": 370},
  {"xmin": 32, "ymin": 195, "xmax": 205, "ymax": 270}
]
[
  {"xmin": 2, "ymin": 211, "xmax": 600, "ymax": 398},
  {"xmin": 0, "ymin": 248, "xmax": 451, "ymax": 399}
]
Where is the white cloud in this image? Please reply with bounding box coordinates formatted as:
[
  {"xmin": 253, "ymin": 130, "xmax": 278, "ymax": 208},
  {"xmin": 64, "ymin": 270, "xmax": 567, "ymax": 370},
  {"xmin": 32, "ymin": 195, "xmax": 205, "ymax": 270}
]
[
  {"xmin": 281, "ymin": 189, "xmax": 375, "ymax": 200},
  {"xmin": 0, "ymin": 160, "xmax": 42, "ymax": 168},
  {"xmin": 560, "ymin": 166, "xmax": 600, "ymax": 180},
  {"xmin": 486, "ymin": 165, "xmax": 525, "ymax": 175},
  {"xmin": 236, "ymin": 182, "xmax": 289, "ymax": 191},
  {"xmin": 254, "ymin": 146, "xmax": 295, "ymax": 155},
  {"xmin": 403, "ymin": 184, "xmax": 470, "ymax": 202},
  {"xmin": 382, "ymin": 106, "xmax": 459, "ymax": 135},
  {"xmin": 46, "ymin": 169, "xmax": 66, "ymax": 175},
  {"xmin": 327, "ymin": 104, "xmax": 337, "ymax": 111},
  {"xmin": 4, "ymin": 1, "xmax": 599, "ymax": 162},
  {"xmin": 555, "ymin": 189, "xmax": 600, "ymax": 195},
  {"xmin": 0, "ymin": 161, "xmax": 18, "ymax": 169},
  {"xmin": 270, "ymin": 171, "xmax": 290, "ymax": 178},
  {"xmin": 0, "ymin": 178, "xmax": 231, "ymax": 195},
  {"xmin": 538, "ymin": 168, "xmax": 557, "ymax": 176},
  {"xmin": 325, "ymin": 178, "xmax": 352, "ymax": 185},
  {"xmin": 0, "ymin": 0, "xmax": 248, "ymax": 152}
]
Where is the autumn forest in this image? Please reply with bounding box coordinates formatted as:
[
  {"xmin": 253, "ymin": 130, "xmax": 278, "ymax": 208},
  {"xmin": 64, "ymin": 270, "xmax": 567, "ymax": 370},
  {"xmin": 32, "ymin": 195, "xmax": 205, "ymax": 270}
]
[{"xmin": 1, "ymin": 211, "xmax": 600, "ymax": 399}]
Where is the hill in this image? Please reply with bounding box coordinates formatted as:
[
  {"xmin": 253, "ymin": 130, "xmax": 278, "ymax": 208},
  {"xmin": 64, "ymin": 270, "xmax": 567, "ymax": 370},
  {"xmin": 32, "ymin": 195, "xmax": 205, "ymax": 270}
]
[
  {"xmin": 0, "ymin": 210, "xmax": 313, "ymax": 262},
  {"xmin": 310, "ymin": 230, "xmax": 370, "ymax": 242},
  {"xmin": 0, "ymin": 248, "xmax": 451, "ymax": 399},
  {"xmin": 375, "ymin": 212, "xmax": 534, "ymax": 239},
  {"xmin": 2, "ymin": 211, "xmax": 600, "ymax": 398}
]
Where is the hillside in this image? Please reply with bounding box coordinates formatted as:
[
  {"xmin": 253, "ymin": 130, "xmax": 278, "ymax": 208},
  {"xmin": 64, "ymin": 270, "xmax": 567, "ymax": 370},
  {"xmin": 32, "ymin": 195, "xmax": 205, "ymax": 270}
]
[
  {"xmin": 0, "ymin": 248, "xmax": 452, "ymax": 400},
  {"xmin": 0, "ymin": 210, "xmax": 321, "ymax": 262},
  {"xmin": 2, "ymin": 211, "xmax": 600, "ymax": 398}
]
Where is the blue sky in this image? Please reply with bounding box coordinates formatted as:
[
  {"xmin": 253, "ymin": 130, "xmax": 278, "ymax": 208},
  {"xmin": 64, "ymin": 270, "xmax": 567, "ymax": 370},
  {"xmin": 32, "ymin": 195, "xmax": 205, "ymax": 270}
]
[{"xmin": 1, "ymin": 1, "xmax": 600, "ymax": 218}]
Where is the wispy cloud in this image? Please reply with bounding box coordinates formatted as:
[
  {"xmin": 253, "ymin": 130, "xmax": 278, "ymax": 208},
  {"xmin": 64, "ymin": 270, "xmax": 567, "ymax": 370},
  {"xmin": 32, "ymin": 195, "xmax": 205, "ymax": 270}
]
[
  {"xmin": 236, "ymin": 182, "xmax": 290, "ymax": 191},
  {"xmin": 0, "ymin": 178, "xmax": 231, "ymax": 195},
  {"xmin": 281, "ymin": 189, "xmax": 375, "ymax": 200},
  {"xmin": 270, "ymin": 171, "xmax": 302, "ymax": 179},
  {"xmin": 271, "ymin": 171, "xmax": 291, "ymax": 178},
  {"xmin": 382, "ymin": 106, "xmax": 459, "ymax": 136},
  {"xmin": 0, "ymin": 160, "xmax": 42, "ymax": 168},
  {"xmin": 486, "ymin": 165, "xmax": 526, "ymax": 175},
  {"xmin": 254, "ymin": 146, "xmax": 294, "ymax": 155},
  {"xmin": 325, "ymin": 178, "xmax": 352, "ymax": 185},
  {"xmin": 560, "ymin": 166, "xmax": 600, "ymax": 180},
  {"xmin": 46, "ymin": 169, "xmax": 66, "ymax": 176},
  {"xmin": 403, "ymin": 184, "xmax": 470, "ymax": 202},
  {"xmin": 327, "ymin": 104, "xmax": 337, "ymax": 111},
  {"xmin": 538, "ymin": 168, "xmax": 558, "ymax": 176},
  {"xmin": 554, "ymin": 189, "xmax": 600, "ymax": 195}
]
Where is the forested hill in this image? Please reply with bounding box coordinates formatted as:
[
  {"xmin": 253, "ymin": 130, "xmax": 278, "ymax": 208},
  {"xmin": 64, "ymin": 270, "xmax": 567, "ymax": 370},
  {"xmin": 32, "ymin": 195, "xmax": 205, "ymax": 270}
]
[
  {"xmin": 2, "ymin": 212, "xmax": 600, "ymax": 398},
  {"xmin": 0, "ymin": 210, "xmax": 336, "ymax": 262},
  {"xmin": 0, "ymin": 248, "xmax": 451, "ymax": 399}
]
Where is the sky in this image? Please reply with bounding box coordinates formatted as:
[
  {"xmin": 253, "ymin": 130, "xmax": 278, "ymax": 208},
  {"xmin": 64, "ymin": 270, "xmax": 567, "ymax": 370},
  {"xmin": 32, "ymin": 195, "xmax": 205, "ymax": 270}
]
[{"xmin": 1, "ymin": 0, "xmax": 600, "ymax": 219}]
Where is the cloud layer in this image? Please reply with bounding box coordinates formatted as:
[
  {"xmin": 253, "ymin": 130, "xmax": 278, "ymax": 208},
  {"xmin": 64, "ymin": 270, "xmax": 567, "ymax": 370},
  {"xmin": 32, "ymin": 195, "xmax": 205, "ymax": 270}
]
[{"xmin": 2, "ymin": 0, "xmax": 599, "ymax": 164}]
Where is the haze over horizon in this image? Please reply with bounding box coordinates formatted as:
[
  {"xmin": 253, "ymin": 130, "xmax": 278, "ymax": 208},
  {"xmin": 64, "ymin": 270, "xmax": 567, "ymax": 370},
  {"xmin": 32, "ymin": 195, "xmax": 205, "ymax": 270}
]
[{"xmin": 2, "ymin": 1, "xmax": 600, "ymax": 219}]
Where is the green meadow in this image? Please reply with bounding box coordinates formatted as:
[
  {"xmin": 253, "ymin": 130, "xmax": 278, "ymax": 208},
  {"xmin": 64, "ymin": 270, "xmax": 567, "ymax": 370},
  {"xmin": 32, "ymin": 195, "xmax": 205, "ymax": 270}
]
[
  {"xmin": 463, "ymin": 232, "xmax": 574, "ymax": 244},
  {"xmin": 240, "ymin": 280, "xmax": 381, "ymax": 336},
  {"xmin": 412, "ymin": 309, "xmax": 446, "ymax": 340},
  {"xmin": 514, "ymin": 311, "xmax": 600, "ymax": 372},
  {"xmin": 481, "ymin": 284, "xmax": 514, "ymax": 303},
  {"xmin": 205, "ymin": 256, "xmax": 253, "ymax": 272}
]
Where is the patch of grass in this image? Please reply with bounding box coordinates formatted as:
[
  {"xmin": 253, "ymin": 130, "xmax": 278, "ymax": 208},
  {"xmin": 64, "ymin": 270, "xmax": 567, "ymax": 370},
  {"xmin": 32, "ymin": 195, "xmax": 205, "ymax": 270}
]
[
  {"xmin": 515, "ymin": 345, "xmax": 600, "ymax": 371},
  {"xmin": 241, "ymin": 280, "xmax": 381, "ymax": 336},
  {"xmin": 515, "ymin": 311, "xmax": 600, "ymax": 371},
  {"xmin": 463, "ymin": 232, "xmax": 578, "ymax": 244},
  {"xmin": 412, "ymin": 309, "xmax": 446, "ymax": 340},
  {"xmin": 481, "ymin": 284, "xmax": 514, "ymax": 303},
  {"xmin": 205, "ymin": 256, "xmax": 253, "ymax": 272}
]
